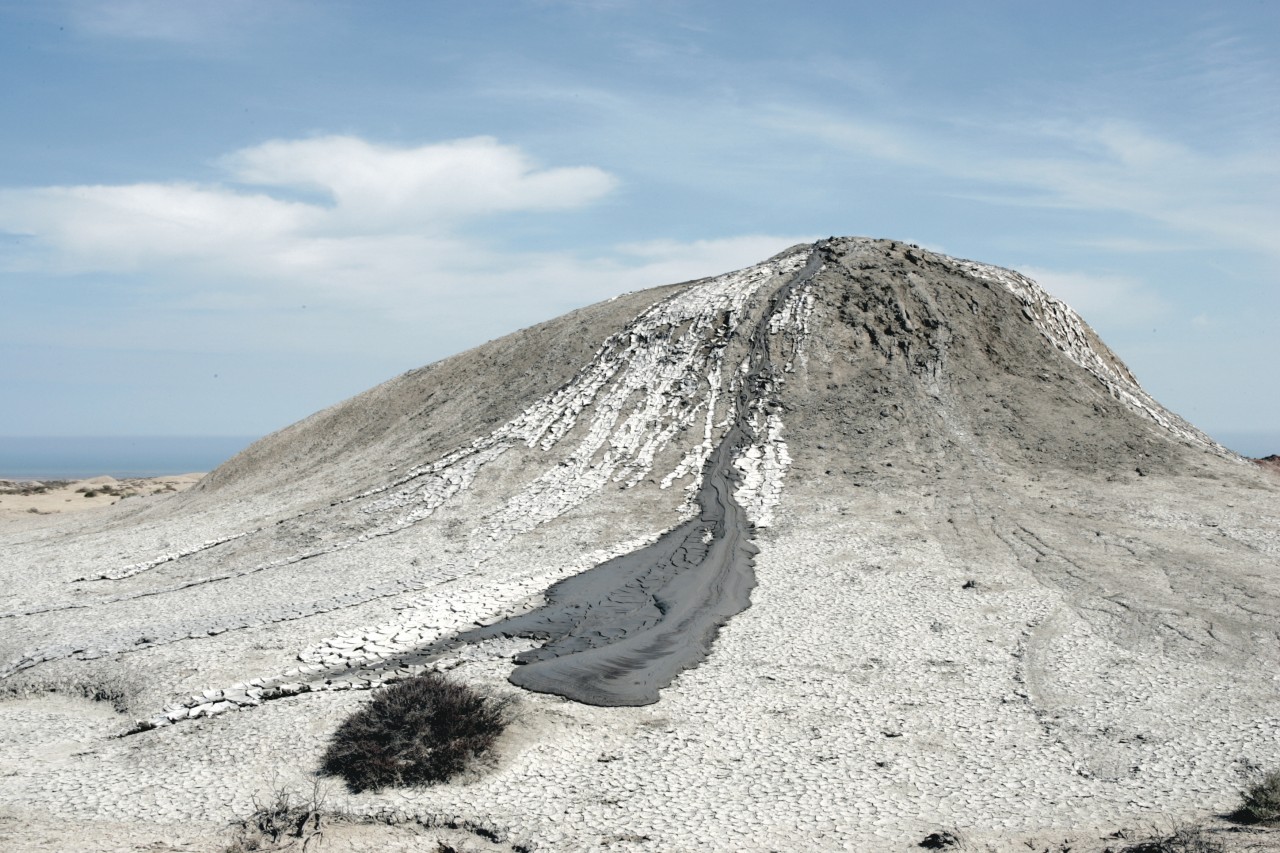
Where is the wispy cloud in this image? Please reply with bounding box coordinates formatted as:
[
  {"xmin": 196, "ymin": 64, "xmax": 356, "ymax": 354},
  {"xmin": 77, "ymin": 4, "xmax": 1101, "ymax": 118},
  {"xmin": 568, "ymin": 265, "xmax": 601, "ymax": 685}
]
[
  {"xmin": 1014, "ymin": 129, "xmax": 1278, "ymax": 263},
  {"xmin": 767, "ymin": 106, "xmax": 1280, "ymax": 262},
  {"xmin": 1132, "ymin": 17, "xmax": 1280, "ymax": 135}
]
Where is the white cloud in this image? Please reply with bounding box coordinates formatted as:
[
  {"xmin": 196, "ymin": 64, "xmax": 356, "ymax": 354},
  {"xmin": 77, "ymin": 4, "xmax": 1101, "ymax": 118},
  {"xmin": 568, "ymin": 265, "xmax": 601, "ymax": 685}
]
[
  {"xmin": 0, "ymin": 183, "xmax": 318, "ymax": 272},
  {"xmin": 222, "ymin": 136, "xmax": 617, "ymax": 228},
  {"xmin": 765, "ymin": 110, "xmax": 925, "ymax": 167},
  {"xmin": 0, "ymin": 136, "xmax": 616, "ymax": 282}
]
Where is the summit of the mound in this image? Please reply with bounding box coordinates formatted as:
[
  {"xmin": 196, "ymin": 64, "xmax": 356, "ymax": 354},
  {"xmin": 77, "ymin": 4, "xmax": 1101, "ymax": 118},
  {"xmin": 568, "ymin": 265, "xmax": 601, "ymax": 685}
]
[{"xmin": 773, "ymin": 238, "xmax": 1232, "ymax": 485}]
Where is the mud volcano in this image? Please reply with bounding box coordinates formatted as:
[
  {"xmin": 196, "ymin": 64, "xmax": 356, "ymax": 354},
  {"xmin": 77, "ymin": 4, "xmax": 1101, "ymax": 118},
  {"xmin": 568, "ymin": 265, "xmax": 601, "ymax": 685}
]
[{"xmin": 1, "ymin": 238, "xmax": 1277, "ymax": 852}]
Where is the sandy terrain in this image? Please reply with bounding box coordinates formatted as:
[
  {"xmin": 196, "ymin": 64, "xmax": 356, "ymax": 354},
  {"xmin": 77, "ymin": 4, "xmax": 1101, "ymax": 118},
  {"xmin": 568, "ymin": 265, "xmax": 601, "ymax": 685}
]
[
  {"xmin": 1, "ymin": 239, "xmax": 1277, "ymax": 852},
  {"xmin": 0, "ymin": 474, "xmax": 204, "ymax": 520}
]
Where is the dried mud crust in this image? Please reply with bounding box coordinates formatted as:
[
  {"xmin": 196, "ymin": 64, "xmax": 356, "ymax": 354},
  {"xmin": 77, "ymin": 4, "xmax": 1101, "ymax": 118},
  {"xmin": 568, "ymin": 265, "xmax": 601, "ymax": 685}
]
[{"xmin": 0, "ymin": 238, "xmax": 1277, "ymax": 852}]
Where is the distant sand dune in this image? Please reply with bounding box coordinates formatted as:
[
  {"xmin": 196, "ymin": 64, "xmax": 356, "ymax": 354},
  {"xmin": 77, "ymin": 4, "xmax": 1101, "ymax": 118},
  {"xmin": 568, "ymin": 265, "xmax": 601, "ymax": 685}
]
[{"xmin": 0, "ymin": 473, "xmax": 203, "ymax": 520}]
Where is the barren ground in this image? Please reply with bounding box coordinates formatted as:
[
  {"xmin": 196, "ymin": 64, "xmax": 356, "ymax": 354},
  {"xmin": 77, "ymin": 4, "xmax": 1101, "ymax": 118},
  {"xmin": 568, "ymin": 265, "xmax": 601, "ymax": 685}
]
[{"xmin": 2, "ymin": 239, "xmax": 1276, "ymax": 852}]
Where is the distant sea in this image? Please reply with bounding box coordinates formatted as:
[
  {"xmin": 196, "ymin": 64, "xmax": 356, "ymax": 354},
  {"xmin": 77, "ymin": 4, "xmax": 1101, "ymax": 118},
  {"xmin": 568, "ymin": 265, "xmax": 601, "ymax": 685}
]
[{"xmin": 0, "ymin": 436, "xmax": 260, "ymax": 480}]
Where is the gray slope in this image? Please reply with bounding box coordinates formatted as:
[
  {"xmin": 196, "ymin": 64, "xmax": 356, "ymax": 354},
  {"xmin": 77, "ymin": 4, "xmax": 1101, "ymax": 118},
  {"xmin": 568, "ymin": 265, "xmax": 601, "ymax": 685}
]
[{"xmin": 189, "ymin": 280, "xmax": 691, "ymax": 513}]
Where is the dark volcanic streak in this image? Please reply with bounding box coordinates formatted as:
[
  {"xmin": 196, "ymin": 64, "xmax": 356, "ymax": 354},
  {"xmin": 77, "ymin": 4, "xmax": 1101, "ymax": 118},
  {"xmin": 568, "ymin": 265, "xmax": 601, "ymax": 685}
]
[
  {"xmin": 465, "ymin": 427, "xmax": 758, "ymax": 705},
  {"xmin": 464, "ymin": 248, "xmax": 824, "ymax": 706}
]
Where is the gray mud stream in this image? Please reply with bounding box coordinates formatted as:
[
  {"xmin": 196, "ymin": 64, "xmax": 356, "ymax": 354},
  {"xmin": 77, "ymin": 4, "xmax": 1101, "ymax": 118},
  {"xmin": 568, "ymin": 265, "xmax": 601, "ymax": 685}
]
[
  {"xmin": 462, "ymin": 425, "xmax": 759, "ymax": 705},
  {"xmin": 462, "ymin": 248, "xmax": 824, "ymax": 706}
]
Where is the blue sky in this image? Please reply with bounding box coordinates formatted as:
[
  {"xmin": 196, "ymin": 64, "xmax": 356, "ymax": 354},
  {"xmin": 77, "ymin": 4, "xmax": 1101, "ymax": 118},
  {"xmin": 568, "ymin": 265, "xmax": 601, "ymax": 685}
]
[{"xmin": 1, "ymin": 0, "xmax": 1277, "ymax": 455}]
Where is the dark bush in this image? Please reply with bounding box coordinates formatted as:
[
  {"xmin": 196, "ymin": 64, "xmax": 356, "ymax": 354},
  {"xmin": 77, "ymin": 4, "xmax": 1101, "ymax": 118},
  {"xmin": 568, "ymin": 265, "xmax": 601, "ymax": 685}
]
[
  {"xmin": 320, "ymin": 672, "xmax": 509, "ymax": 793},
  {"xmin": 1240, "ymin": 769, "xmax": 1280, "ymax": 824}
]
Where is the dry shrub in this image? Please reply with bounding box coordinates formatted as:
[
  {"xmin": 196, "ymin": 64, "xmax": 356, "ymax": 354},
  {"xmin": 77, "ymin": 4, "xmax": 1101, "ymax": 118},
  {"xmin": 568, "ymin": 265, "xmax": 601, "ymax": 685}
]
[
  {"xmin": 320, "ymin": 672, "xmax": 510, "ymax": 793},
  {"xmin": 0, "ymin": 672, "xmax": 140, "ymax": 714},
  {"xmin": 1240, "ymin": 769, "xmax": 1280, "ymax": 824},
  {"xmin": 225, "ymin": 780, "xmax": 326, "ymax": 852}
]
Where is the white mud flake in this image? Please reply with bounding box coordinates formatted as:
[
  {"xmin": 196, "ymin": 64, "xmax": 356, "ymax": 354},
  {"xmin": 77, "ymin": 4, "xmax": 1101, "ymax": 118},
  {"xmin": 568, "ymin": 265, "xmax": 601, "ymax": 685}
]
[{"xmin": 734, "ymin": 412, "xmax": 792, "ymax": 528}]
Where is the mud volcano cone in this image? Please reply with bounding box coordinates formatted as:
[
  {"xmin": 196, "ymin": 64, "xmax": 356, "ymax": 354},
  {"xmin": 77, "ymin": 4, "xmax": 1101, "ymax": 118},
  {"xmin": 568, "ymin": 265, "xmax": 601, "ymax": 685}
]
[{"xmin": 2, "ymin": 237, "xmax": 1277, "ymax": 852}]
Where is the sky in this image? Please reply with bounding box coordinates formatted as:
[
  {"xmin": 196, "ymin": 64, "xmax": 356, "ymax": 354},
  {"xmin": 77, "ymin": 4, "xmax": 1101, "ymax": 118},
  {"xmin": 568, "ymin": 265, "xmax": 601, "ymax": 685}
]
[{"xmin": 1, "ymin": 0, "xmax": 1277, "ymax": 456}]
